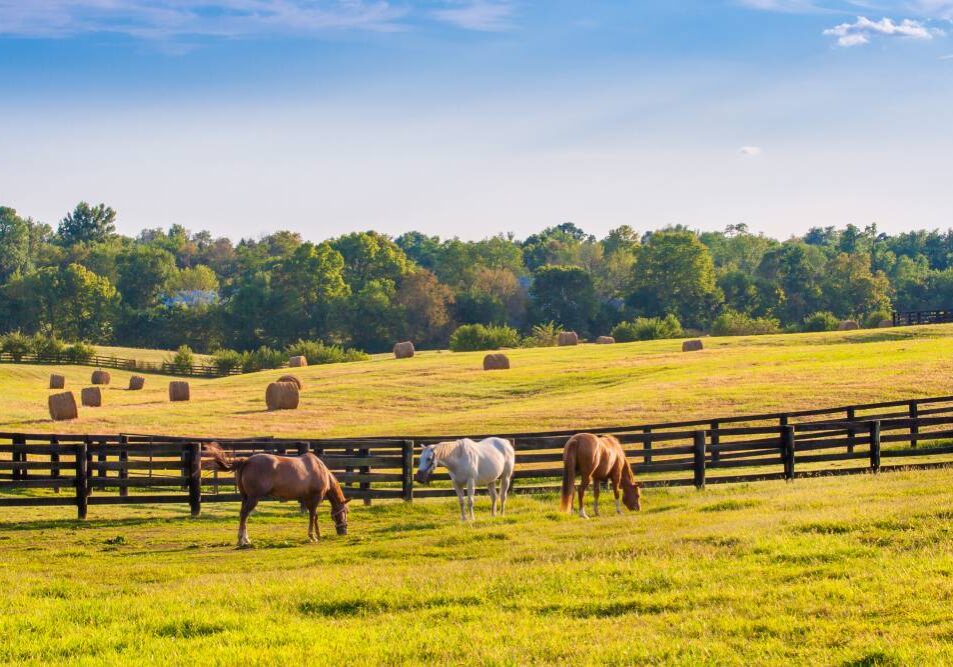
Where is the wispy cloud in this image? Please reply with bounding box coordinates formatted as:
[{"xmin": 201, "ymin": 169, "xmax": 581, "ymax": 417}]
[
  {"xmin": 739, "ymin": 145, "xmax": 763, "ymax": 156},
  {"xmin": 0, "ymin": 1, "xmax": 408, "ymax": 40},
  {"xmin": 823, "ymin": 16, "xmax": 940, "ymax": 46},
  {"xmin": 430, "ymin": 0, "xmax": 515, "ymax": 31}
]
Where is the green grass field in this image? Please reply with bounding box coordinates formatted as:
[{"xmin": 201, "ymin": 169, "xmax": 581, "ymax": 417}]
[
  {"xmin": 2, "ymin": 469, "xmax": 953, "ymax": 665},
  {"xmin": 3, "ymin": 324, "xmax": 953, "ymax": 438},
  {"xmin": 4, "ymin": 326, "xmax": 953, "ymax": 665}
]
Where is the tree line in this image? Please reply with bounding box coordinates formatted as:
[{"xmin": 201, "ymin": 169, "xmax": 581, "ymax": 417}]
[{"xmin": 0, "ymin": 203, "xmax": 948, "ymax": 354}]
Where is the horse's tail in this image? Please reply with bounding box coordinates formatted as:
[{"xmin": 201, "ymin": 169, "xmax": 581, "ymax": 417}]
[
  {"xmin": 201, "ymin": 442, "xmax": 246, "ymax": 472},
  {"xmin": 560, "ymin": 436, "xmax": 578, "ymax": 512}
]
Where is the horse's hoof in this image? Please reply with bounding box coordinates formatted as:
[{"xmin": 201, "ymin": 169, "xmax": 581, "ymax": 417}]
[{"xmin": 236, "ymin": 543, "xmax": 253, "ymax": 550}]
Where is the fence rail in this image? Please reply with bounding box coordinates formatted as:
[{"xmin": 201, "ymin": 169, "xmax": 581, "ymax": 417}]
[
  {"xmin": 4, "ymin": 394, "xmax": 953, "ymax": 518},
  {"xmin": 892, "ymin": 310, "xmax": 953, "ymax": 327},
  {"xmin": 0, "ymin": 352, "xmax": 251, "ymax": 378}
]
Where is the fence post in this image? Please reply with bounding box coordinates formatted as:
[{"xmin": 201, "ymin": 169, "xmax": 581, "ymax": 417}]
[
  {"xmin": 75, "ymin": 441, "xmax": 88, "ymax": 520},
  {"xmin": 643, "ymin": 427, "xmax": 652, "ymax": 464},
  {"xmin": 97, "ymin": 439, "xmax": 107, "ymax": 483},
  {"xmin": 118, "ymin": 435, "xmax": 129, "ymax": 498},
  {"xmin": 909, "ymin": 401, "xmax": 919, "ymax": 448},
  {"xmin": 359, "ymin": 447, "xmax": 371, "ymax": 506},
  {"xmin": 187, "ymin": 442, "xmax": 202, "ymax": 517},
  {"xmin": 50, "ymin": 435, "xmax": 61, "ymax": 493},
  {"xmin": 402, "ymin": 440, "xmax": 414, "ymax": 502},
  {"xmin": 869, "ymin": 421, "xmax": 881, "ymax": 473},
  {"xmin": 710, "ymin": 421, "xmax": 720, "ymax": 465},
  {"xmin": 692, "ymin": 431, "xmax": 706, "ymax": 490},
  {"xmin": 846, "ymin": 407, "xmax": 856, "ymax": 453},
  {"xmin": 781, "ymin": 425, "xmax": 796, "ymax": 481},
  {"xmin": 12, "ymin": 435, "xmax": 25, "ymax": 481}
]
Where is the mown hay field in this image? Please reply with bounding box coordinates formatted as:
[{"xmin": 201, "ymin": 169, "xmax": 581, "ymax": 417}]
[{"xmin": 3, "ymin": 325, "xmax": 953, "ymax": 438}]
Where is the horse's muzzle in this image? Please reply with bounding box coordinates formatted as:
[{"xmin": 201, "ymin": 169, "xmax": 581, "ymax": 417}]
[{"xmin": 414, "ymin": 471, "xmax": 431, "ymax": 485}]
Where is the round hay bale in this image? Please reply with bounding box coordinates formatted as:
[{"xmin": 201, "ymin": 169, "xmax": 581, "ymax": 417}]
[
  {"xmin": 288, "ymin": 355, "xmax": 308, "ymax": 368},
  {"xmin": 595, "ymin": 336, "xmax": 615, "ymax": 345},
  {"xmin": 557, "ymin": 331, "xmax": 579, "ymax": 346},
  {"xmin": 277, "ymin": 374, "xmax": 303, "ymax": 390},
  {"xmin": 483, "ymin": 353, "xmax": 511, "ymax": 371},
  {"xmin": 81, "ymin": 386, "xmax": 102, "ymax": 407},
  {"xmin": 266, "ymin": 381, "xmax": 300, "ymax": 410},
  {"xmin": 128, "ymin": 375, "xmax": 145, "ymax": 391},
  {"xmin": 169, "ymin": 381, "xmax": 190, "ymax": 402},
  {"xmin": 48, "ymin": 391, "xmax": 78, "ymax": 421},
  {"xmin": 838, "ymin": 320, "xmax": 859, "ymax": 331},
  {"xmin": 878, "ymin": 319, "xmax": 893, "ymax": 329},
  {"xmin": 49, "ymin": 373, "xmax": 65, "ymax": 390},
  {"xmin": 91, "ymin": 370, "xmax": 111, "ymax": 385},
  {"xmin": 682, "ymin": 339, "xmax": 704, "ymax": 352},
  {"xmin": 394, "ymin": 341, "xmax": 415, "ymax": 359}
]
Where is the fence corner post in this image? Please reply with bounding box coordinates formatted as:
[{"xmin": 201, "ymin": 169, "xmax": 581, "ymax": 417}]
[
  {"xmin": 118, "ymin": 435, "xmax": 129, "ymax": 498},
  {"xmin": 781, "ymin": 425, "xmax": 796, "ymax": 481},
  {"xmin": 692, "ymin": 430, "xmax": 706, "ymax": 490},
  {"xmin": 359, "ymin": 446, "xmax": 371, "ymax": 507},
  {"xmin": 75, "ymin": 441, "xmax": 88, "ymax": 520},
  {"xmin": 869, "ymin": 420, "xmax": 881, "ymax": 473},
  {"xmin": 402, "ymin": 440, "xmax": 414, "ymax": 502},
  {"xmin": 187, "ymin": 442, "xmax": 202, "ymax": 517}
]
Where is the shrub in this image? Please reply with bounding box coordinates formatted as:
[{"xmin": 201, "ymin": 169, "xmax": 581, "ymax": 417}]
[
  {"xmin": 611, "ymin": 314, "xmax": 683, "ymax": 342},
  {"xmin": 212, "ymin": 349, "xmax": 244, "ymax": 374},
  {"xmin": 710, "ymin": 310, "xmax": 780, "ymax": 336},
  {"xmin": 802, "ymin": 311, "xmax": 840, "ymax": 333},
  {"xmin": 243, "ymin": 346, "xmax": 285, "ymax": 372},
  {"xmin": 64, "ymin": 342, "xmax": 95, "ymax": 364},
  {"xmin": 285, "ymin": 339, "xmax": 369, "ymax": 365},
  {"xmin": 449, "ymin": 324, "xmax": 522, "ymax": 352},
  {"xmin": 1, "ymin": 331, "xmax": 33, "ymax": 361},
  {"xmin": 522, "ymin": 322, "xmax": 561, "ymax": 348},
  {"xmin": 30, "ymin": 334, "xmax": 65, "ymax": 359},
  {"xmin": 167, "ymin": 344, "xmax": 194, "ymax": 373},
  {"xmin": 863, "ymin": 310, "xmax": 892, "ymax": 329}
]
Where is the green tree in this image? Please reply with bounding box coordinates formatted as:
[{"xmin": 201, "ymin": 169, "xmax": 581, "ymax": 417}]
[
  {"xmin": 395, "ymin": 269, "xmax": 455, "ymax": 346},
  {"xmin": 116, "ymin": 245, "xmax": 177, "ymax": 309},
  {"xmin": 819, "ymin": 253, "xmax": 892, "ymax": 318},
  {"xmin": 17, "ymin": 264, "xmax": 119, "ymax": 341},
  {"xmin": 0, "ymin": 207, "xmax": 31, "ymax": 280},
  {"xmin": 270, "ymin": 242, "xmax": 350, "ymax": 344},
  {"xmin": 530, "ymin": 265, "xmax": 598, "ymax": 334},
  {"xmin": 331, "ymin": 231, "xmax": 412, "ymax": 291},
  {"xmin": 627, "ymin": 230, "xmax": 722, "ymax": 327},
  {"xmin": 57, "ymin": 202, "xmax": 117, "ymax": 246}
]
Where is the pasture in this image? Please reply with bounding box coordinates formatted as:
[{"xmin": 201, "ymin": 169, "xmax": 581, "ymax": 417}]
[
  {"xmin": 3, "ymin": 326, "xmax": 953, "ymax": 664},
  {"xmin": 3, "ymin": 325, "xmax": 953, "ymax": 438},
  {"xmin": 3, "ymin": 470, "xmax": 953, "ymax": 664}
]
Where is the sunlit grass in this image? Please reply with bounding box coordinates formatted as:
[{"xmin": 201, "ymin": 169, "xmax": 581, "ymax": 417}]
[{"xmin": 2, "ymin": 468, "xmax": 953, "ymax": 664}]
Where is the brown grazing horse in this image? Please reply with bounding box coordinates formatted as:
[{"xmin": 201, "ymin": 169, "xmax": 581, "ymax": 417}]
[
  {"xmin": 202, "ymin": 443, "xmax": 350, "ymax": 547},
  {"xmin": 560, "ymin": 433, "xmax": 642, "ymax": 518}
]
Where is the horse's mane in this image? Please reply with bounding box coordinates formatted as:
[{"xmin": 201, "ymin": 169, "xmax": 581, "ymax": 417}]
[{"xmin": 432, "ymin": 440, "xmax": 464, "ymax": 462}]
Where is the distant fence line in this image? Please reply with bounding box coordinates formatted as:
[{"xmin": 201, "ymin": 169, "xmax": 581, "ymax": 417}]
[
  {"xmin": 4, "ymin": 394, "xmax": 953, "ymax": 518},
  {"xmin": 892, "ymin": 310, "xmax": 953, "ymax": 327},
  {"xmin": 0, "ymin": 352, "xmax": 250, "ymax": 378}
]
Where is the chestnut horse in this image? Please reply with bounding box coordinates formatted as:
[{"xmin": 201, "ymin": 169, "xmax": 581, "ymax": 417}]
[
  {"xmin": 560, "ymin": 433, "xmax": 642, "ymax": 518},
  {"xmin": 202, "ymin": 443, "xmax": 350, "ymax": 547}
]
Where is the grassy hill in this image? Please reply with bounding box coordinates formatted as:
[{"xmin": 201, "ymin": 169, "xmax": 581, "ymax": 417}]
[{"xmin": 3, "ymin": 325, "xmax": 953, "ymax": 438}]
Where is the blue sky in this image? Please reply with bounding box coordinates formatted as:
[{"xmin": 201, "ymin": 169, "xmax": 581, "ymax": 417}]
[{"xmin": 1, "ymin": 1, "xmax": 952, "ymax": 241}]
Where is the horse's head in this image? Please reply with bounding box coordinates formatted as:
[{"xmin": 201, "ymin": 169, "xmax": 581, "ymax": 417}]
[
  {"xmin": 414, "ymin": 444, "xmax": 438, "ymax": 485},
  {"xmin": 331, "ymin": 498, "xmax": 351, "ymax": 535},
  {"xmin": 622, "ymin": 481, "xmax": 642, "ymax": 511}
]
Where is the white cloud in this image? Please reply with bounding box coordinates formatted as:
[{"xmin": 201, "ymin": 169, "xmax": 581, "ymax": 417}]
[
  {"xmin": 739, "ymin": 145, "xmax": 763, "ymax": 156},
  {"xmin": 0, "ymin": 1, "xmax": 408, "ymax": 39},
  {"xmin": 823, "ymin": 16, "xmax": 940, "ymax": 47},
  {"xmin": 431, "ymin": 1, "xmax": 514, "ymax": 31}
]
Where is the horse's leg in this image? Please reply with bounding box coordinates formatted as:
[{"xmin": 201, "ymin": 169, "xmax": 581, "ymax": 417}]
[
  {"xmin": 466, "ymin": 479, "xmax": 476, "ymax": 521},
  {"xmin": 499, "ymin": 473, "xmax": 511, "ymax": 516},
  {"xmin": 307, "ymin": 502, "xmax": 318, "ymax": 543},
  {"xmin": 453, "ymin": 482, "xmax": 467, "ymax": 521},
  {"xmin": 592, "ymin": 480, "xmax": 601, "ymax": 517},
  {"xmin": 238, "ymin": 495, "xmax": 258, "ymax": 547},
  {"xmin": 611, "ymin": 469, "xmax": 623, "ymax": 514},
  {"xmin": 577, "ymin": 477, "xmax": 590, "ymax": 519},
  {"xmin": 488, "ymin": 481, "xmax": 498, "ymax": 517}
]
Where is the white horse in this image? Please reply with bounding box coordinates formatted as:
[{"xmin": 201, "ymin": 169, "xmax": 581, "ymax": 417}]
[{"xmin": 414, "ymin": 437, "xmax": 515, "ymax": 521}]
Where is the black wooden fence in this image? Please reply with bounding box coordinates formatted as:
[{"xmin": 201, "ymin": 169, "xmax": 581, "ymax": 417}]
[
  {"xmin": 0, "ymin": 352, "xmax": 241, "ymax": 378},
  {"xmin": 3, "ymin": 394, "xmax": 953, "ymax": 518},
  {"xmin": 892, "ymin": 310, "xmax": 953, "ymax": 327}
]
